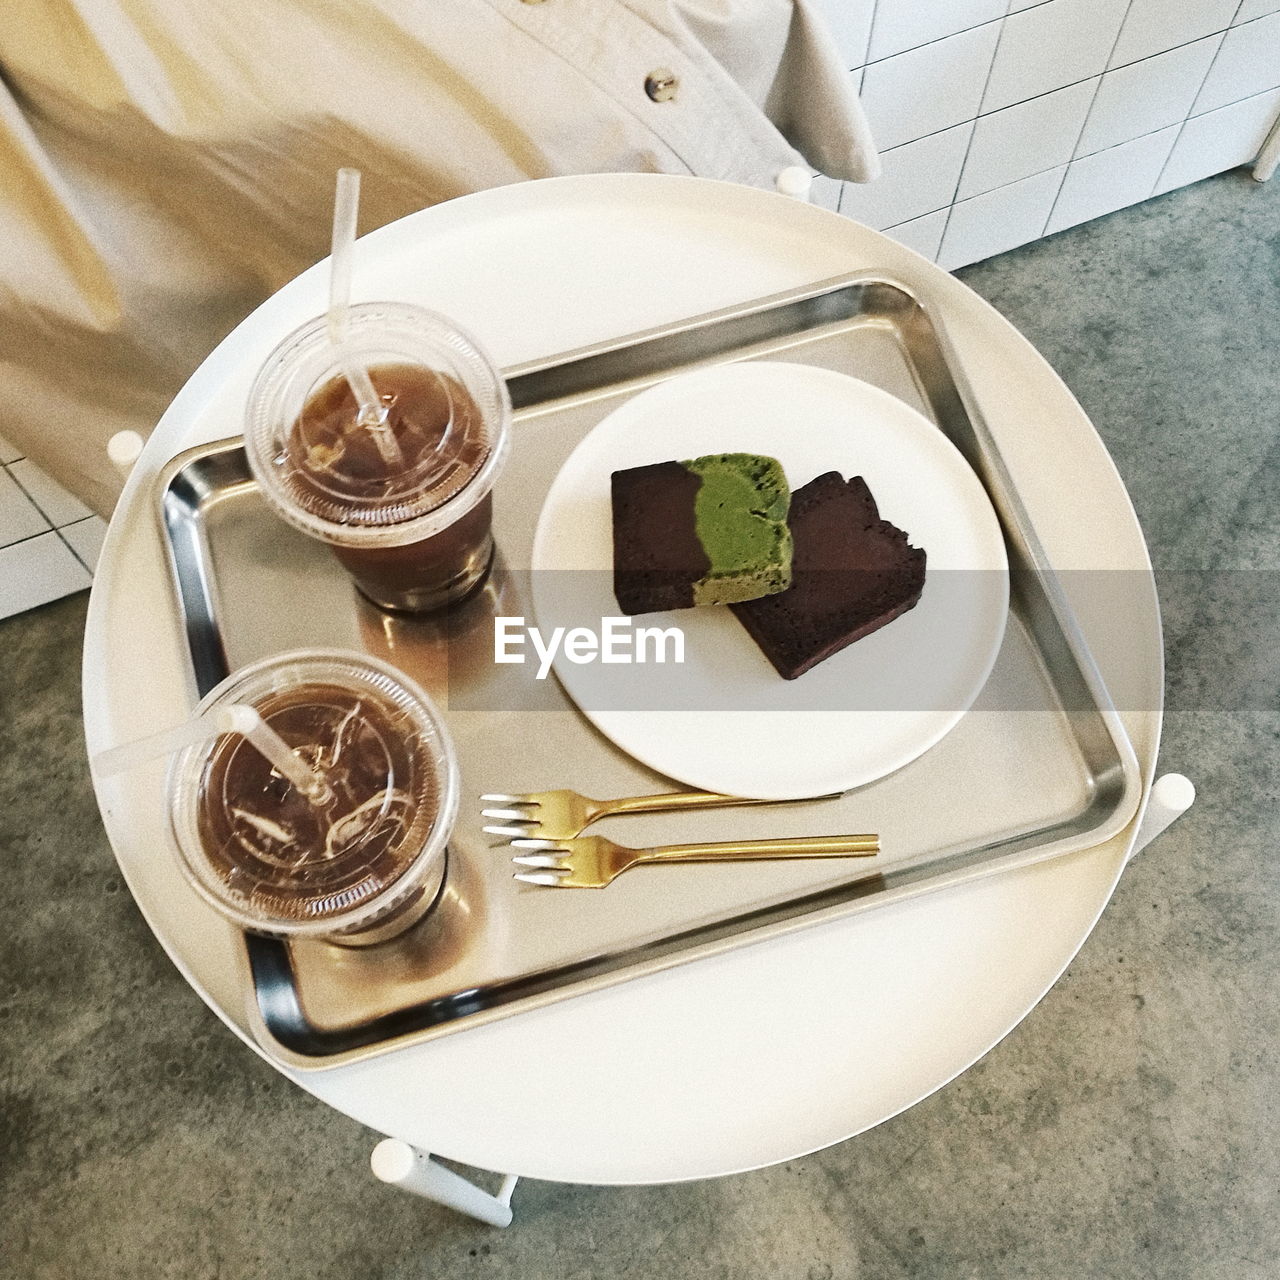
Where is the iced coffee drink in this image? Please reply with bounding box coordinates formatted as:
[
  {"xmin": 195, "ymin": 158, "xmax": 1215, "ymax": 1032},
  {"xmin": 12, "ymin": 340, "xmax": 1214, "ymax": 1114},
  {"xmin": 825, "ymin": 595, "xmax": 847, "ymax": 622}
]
[
  {"xmin": 169, "ymin": 651, "xmax": 459, "ymax": 946},
  {"xmin": 245, "ymin": 304, "xmax": 511, "ymax": 613}
]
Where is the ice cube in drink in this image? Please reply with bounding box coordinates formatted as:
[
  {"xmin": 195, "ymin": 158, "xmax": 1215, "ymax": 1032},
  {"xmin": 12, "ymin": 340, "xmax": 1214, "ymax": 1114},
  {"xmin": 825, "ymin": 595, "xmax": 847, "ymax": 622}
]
[
  {"xmin": 245, "ymin": 304, "xmax": 511, "ymax": 613},
  {"xmin": 170, "ymin": 651, "xmax": 458, "ymax": 945}
]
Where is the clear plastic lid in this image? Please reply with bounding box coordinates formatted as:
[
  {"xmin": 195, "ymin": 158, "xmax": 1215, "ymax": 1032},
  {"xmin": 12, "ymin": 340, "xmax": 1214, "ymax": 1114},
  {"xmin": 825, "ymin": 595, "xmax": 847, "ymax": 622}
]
[
  {"xmin": 244, "ymin": 303, "xmax": 511, "ymax": 548},
  {"xmin": 168, "ymin": 650, "xmax": 458, "ymax": 939}
]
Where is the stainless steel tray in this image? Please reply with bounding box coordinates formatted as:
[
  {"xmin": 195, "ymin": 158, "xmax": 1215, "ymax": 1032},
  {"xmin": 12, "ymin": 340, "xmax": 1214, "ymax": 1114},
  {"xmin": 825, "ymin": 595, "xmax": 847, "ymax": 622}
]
[{"xmin": 158, "ymin": 273, "xmax": 1141, "ymax": 1069}]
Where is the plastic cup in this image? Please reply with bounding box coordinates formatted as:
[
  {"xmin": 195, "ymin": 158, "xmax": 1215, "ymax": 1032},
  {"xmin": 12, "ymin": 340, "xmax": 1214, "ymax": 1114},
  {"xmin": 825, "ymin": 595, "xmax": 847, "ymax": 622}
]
[
  {"xmin": 245, "ymin": 303, "xmax": 511, "ymax": 613},
  {"xmin": 168, "ymin": 650, "xmax": 459, "ymax": 947}
]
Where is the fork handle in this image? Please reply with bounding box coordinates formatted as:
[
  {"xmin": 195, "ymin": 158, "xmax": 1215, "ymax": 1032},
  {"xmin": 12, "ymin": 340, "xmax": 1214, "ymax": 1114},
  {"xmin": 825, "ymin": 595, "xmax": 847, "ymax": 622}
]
[
  {"xmin": 593, "ymin": 791, "xmax": 826, "ymax": 822},
  {"xmin": 641, "ymin": 834, "xmax": 879, "ymax": 863}
]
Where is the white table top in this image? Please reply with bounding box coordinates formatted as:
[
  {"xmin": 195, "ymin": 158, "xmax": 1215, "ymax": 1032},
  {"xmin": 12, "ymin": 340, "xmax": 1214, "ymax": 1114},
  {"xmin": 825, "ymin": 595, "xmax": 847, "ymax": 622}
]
[{"xmin": 83, "ymin": 173, "xmax": 1162, "ymax": 1185}]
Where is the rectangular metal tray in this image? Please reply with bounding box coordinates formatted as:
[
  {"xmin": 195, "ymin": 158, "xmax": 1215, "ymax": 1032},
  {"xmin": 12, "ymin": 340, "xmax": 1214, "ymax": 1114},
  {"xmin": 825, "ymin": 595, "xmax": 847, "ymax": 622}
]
[{"xmin": 159, "ymin": 274, "xmax": 1141, "ymax": 1069}]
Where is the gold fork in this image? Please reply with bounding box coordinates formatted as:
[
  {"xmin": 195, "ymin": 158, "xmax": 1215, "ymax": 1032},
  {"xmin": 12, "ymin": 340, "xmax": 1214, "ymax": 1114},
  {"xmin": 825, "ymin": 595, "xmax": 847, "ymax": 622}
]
[
  {"xmin": 511, "ymin": 832, "xmax": 879, "ymax": 888},
  {"xmin": 480, "ymin": 788, "xmax": 821, "ymax": 841}
]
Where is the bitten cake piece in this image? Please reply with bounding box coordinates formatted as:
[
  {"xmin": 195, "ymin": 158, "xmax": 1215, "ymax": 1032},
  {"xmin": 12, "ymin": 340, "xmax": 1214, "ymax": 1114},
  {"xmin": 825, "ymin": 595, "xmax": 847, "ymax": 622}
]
[
  {"xmin": 612, "ymin": 453, "xmax": 792, "ymax": 614},
  {"xmin": 731, "ymin": 472, "xmax": 926, "ymax": 679}
]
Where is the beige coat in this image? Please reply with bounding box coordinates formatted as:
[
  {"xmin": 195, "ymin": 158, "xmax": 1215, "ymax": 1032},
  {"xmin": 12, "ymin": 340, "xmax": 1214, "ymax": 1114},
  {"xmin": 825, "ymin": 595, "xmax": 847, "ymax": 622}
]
[{"xmin": 0, "ymin": 0, "xmax": 877, "ymax": 513}]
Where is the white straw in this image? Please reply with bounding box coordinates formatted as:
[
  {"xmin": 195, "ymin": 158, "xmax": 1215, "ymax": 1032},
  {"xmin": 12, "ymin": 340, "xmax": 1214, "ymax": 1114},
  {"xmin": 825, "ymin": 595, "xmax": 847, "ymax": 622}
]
[
  {"xmin": 219, "ymin": 705, "xmax": 332, "ymax": 802},
  {"xmin": 94, "ymin": 714, "xmax": 223, "ymax": 778},
  {"xmin": 94, "ymin": 704, "xmax": 332, "ymax": 804},
  {"xmin": 327, "ymin": 169, "xmax": 359, "ymax": 346},
  {"xmin": 327, "ymin": 168, "xmax": 403, "ymax": 467}
]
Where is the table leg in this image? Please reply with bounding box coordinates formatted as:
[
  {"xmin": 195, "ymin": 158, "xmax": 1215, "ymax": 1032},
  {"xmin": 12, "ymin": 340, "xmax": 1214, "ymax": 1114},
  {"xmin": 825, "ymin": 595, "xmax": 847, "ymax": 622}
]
[
  {"xmin": 1128, "ymin": 773, "xmax": 1196, "ymax": 861},
  {"xmin": 370, "ymin": 1139, "xmax": 518, "ymax": 1227},
  {"xmin": 108, "ymin": 430, "xmax": 145, "ymax": 479},
  {"xmin": 774, "ymin": 166, "xmax": 814, "ymax": 200}
]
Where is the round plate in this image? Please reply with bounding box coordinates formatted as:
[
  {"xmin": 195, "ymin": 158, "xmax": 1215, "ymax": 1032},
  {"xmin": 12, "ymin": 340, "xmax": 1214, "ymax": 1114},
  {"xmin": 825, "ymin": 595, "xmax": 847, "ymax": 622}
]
[{"xmin": 531, "ymin": 361, "xmax": 1008, "ymax": 798}]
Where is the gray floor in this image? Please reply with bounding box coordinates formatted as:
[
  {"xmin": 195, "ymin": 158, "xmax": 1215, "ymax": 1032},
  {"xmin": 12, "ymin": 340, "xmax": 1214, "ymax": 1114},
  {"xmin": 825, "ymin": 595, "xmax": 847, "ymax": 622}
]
[{"xmin": 3, "ymin": 171, "xmax": 1278, "ymax": 1279}]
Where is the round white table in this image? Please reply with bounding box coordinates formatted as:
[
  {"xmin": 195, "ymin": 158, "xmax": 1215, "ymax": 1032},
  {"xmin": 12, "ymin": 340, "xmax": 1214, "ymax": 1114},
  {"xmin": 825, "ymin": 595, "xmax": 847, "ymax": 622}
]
[{"xmin": 83, "ymin": 173, "xmax": 1163, "ymax": 1187}]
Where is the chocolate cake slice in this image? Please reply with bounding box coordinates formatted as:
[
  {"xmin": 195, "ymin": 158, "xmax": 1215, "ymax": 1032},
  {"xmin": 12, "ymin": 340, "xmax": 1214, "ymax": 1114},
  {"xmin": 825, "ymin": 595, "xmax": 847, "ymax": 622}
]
[
  {"xmin": 731, "ymin": 472, "xmax": 926, "ymax": 679},
  {"xmin": 612, "ymin": 453, "xmax": 792, "ymax": 614}
]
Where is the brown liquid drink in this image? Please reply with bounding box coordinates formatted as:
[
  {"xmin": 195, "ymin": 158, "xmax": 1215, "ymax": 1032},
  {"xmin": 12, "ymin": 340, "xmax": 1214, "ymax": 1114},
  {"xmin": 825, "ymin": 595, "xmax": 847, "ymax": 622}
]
[
  {"xmin": 246, "ymin": 304, "xmax": 511, "ymax": 614},
  {"xmin": 285, "ymin": 363, "xmax": 494, "ymax": 609},
  {"xmin": 170, "ymin": 652, "xmax": 458, "ymax": 945}
]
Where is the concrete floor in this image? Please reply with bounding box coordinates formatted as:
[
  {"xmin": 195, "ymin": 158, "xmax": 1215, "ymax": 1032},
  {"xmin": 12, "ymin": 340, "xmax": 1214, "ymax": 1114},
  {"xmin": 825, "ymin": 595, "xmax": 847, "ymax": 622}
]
[{"xmin": 3, "ymin": 171, "xmax": 1278, "ymax": 1279}]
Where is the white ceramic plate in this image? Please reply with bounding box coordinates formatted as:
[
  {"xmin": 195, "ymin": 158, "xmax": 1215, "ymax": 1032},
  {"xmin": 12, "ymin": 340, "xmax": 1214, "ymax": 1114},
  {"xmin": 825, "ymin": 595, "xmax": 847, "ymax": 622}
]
[{"xmin": 530, "ymin": 361, "xmax": 1009, "ymax": 799}]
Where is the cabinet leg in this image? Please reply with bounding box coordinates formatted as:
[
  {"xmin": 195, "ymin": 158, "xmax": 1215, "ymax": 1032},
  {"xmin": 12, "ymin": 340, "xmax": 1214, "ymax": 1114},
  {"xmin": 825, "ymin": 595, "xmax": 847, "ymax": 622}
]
[{"xmin": 1252, "ymin": 110, "xmax": 1280, "ymax": 182}]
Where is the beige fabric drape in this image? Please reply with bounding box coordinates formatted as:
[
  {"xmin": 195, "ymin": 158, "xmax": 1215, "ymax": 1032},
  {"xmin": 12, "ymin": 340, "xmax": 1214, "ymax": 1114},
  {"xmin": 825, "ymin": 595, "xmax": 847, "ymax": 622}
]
[{"xmin": 0, "ymin": 0, "xmax": 877, "ymax": 515}]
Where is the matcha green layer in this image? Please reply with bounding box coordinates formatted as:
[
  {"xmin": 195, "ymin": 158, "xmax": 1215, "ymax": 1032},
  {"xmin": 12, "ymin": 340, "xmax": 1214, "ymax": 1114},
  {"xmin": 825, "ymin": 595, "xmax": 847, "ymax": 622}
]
[{"xmin": 685, "ymin": 453, "xmax": 792, "ymax": 606}]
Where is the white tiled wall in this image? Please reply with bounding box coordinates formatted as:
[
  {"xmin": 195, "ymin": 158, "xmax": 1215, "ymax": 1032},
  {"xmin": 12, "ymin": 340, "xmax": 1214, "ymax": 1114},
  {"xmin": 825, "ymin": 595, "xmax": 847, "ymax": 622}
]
[
  {"xmin": 813, "ymin": 0, "xmax": 1280, "ymax": 268},
  {"xmin": 0, "ymin": 434, "xmax": 104, "ymax": 621},
  {"xmin": 3, "ymin": 0, "xmax": 1278, "ymax": 621},
  {"xmin": 982, "ymin": 0, "xmax": 1129, "ymax": 113}
]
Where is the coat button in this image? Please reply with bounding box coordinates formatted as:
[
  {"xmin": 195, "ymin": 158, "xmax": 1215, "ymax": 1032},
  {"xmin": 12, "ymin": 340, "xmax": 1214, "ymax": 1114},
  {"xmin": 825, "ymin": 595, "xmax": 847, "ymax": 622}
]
[{"xmin": 644, "ymin": 69, "xmax": 678, "ymax": 102}]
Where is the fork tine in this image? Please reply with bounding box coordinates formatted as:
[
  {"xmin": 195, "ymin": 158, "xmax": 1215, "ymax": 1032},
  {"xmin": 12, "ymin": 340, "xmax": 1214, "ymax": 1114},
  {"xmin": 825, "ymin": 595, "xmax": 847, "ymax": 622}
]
[
  {"xmin": 509, "ymin": 837, "xmax": 568, "ymax": 852},
  {"xmin": 479, "ymin": 793, "xmax": 530, "ymax": 803},
  {"xmin": 480, "ymin": 807, "xmax": 538, "ymax": 821},
  {"xmin": 510, "ymin": 853, "xmax": 569, "ymax": 868},
  {"xmin": 483, "ymin": 823, "xmax": 536, "ymax": 839},
  {"xmin": 514, "ymin": 870, "xmax": 569, "ymax": 886}
]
